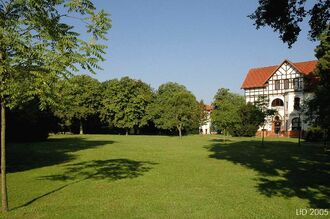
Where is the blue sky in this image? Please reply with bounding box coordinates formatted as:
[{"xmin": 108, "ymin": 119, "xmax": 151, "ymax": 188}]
[{"xmin": 84, "ymin": 0, "xmax": 317, "ymax": 103}]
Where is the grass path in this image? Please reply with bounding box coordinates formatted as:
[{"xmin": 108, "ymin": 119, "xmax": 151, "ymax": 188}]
[{"xmin": 1, "ymin": 135, "xmax": 329, "ymax": 218}]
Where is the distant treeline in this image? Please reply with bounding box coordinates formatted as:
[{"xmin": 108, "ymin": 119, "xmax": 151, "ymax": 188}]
[{"xmin": 6, "ymin": 75, "xmax": 205, "ymax": 141}]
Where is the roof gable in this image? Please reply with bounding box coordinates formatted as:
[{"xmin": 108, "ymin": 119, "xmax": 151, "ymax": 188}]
[{"xmin": 241, "ymin": 60, "xmax": 317, "ymax": 89}]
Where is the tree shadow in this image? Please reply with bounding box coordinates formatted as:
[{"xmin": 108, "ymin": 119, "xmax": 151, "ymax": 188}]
[
  {"xmin": 39, "ymin": 158, "xmax": 158, "ymax": 181},
  {"xmin": 205, "ymin": 140, "xmax": 330, "ymax": 208},
  {"xmin": 7, "ymin": 137, "xmax": 115, "ymax": 172},
  {"xmin": 13, "ymin": 159, "xmax": 157, "ymax": 210}
]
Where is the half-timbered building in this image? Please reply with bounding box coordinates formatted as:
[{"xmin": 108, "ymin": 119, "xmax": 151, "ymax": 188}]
[{"xmin": 241, "ymin": 59, "xmax": 317, "ymax": 137}]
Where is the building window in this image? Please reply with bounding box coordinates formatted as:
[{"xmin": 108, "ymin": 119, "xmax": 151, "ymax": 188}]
[
  {"xmin": 284, "ymin": 79, "xmax": 289, "ymax": 89},
  {"xmin": 271, "ymin": 98, "xmax": 284, "ymax": 107},
  {"xmin": 292, "ymin": 117, "xmax": 300, "ymax": 130},
  {"xmin": 293, "ymin": 78, "xmax": 301, "ymax": 90},
  {"xmin": 294, "ymin": 97, "xmax": 300, "ymax": 110},
  {"xmin": 275, "ymin": 80, "xmax": 280, "ymax": 90}
]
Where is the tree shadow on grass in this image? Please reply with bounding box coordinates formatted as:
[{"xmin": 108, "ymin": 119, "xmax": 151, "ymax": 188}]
[
  {"xmin": 205, "ymin": 140, "xmax": 330, "ymax": 208},
  {"xmin": 39, "ymin": 158, "xmax": 158, "ymax": 181},
  {"xmin": 13, "ymin": 158, "xmax": 157, "ymax": 210},
  {"xmin": 7, "ymin": 137, "xmax": 115, "ymax": 172}
]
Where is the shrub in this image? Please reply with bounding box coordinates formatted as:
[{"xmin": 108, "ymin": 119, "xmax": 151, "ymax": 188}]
[
  {"xmin": 229, "ymin": 124, "xmax": 259, "ymax": 137},
  {"xmin": 304, "ymin": 127, "xmax": 324, "ymax": 142}
]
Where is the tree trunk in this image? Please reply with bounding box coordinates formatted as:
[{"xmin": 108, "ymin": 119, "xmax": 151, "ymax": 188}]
[
  {"xmin": 324, "ymin": 129, "xmax": 328, "ymax": 152},
  {"xmin": 1, "ymin": 102, "xmax": 8, "ymax": 211},
  {"xmin": 262, "ymin": 126, "xmax": 265, "ymax": 147},
  {"xmin": 126, "ymin": 129, "xmax": 128, "ymax": 136},
  {"xmin": 177, "ymin": 125, "xmax": 182, "ymax": 138},
  {"xmin": 79, "ymin": 120, "xmax": 83, "ymax": 135},
  {"xmin": 223, "ymin": 128, "xmax": 226, "ymax": 144}
]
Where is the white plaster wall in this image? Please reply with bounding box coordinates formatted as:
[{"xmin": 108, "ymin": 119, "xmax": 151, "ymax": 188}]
[{"xmin": 200, "ymin": 112, "xmax": 211, "ymax": 134}]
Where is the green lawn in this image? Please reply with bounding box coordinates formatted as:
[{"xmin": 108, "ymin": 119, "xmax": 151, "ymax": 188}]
[{"xmin": 1, "ymin": 135, "xmax": 329, "ymax": 218}]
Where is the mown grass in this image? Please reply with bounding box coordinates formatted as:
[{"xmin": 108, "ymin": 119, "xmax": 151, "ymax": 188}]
[{"xmin": 1, "ymin": 135, "xmax": 329, "ymax": 218}]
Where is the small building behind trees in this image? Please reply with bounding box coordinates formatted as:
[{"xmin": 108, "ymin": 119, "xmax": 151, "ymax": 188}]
[{"xmin": 200, "ymin": 105, "xmax": 213, "ymax": 135}]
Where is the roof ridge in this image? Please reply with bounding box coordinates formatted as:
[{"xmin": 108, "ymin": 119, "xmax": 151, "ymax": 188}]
[
  {"xmin": 249, "ymin": 65, "xmax": 278, "ymax": 71},
  {"xmin": 293, "ymin": 60, "xmax": 317, "ymax": 64},
  {"xmin": 248, "ymin": 60, "xmax": 317, "ymax": 71}
]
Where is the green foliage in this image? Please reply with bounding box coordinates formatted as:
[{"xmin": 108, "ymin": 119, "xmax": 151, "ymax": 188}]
[
  {"xmin": 100, "ymin": 77, "xmax": 154, "ymax": 132},
  {"xmin": 304, "ymin": 126, "xmax": 325, "ymax": 142},
  {"xmin": 249, "ymin": 0, "xmax": 329, "ymax": 47},
  {"xmin": 54, "ymin": 75, "xmax": 102, "ymax": 127},
  {"xmin": 211, "ymin": 88, "xmax": 245, "ymax": 135},
  {"xmin": 0, "ymin": 0, "xmax": 111, "ymax": 109},
  {"xmin": 306, "ymin": 29, "xmax": 330, "ymax": 131},
  {"xmin": 148, "ymin": 82, "xmax": 200, "ymax": 136},
  {"xmin": 229, "ymin": 103, "xmax": 266, "ymax": 137},
  {"xmin": 255, "ymin": 95, "xmax": 277, "ymax": 128}
]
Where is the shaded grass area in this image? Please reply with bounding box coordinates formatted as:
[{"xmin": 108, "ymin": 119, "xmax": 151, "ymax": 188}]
[
  {"xmin": 206, "ymin": 138, "xmax": 330, "ymax": 208},
  {"xmin": 1, "ymin": 135, "xmax": 329, "ymax": 218},
  {"xmin": 6, "ymin": 137, "xmax": 114, "ymax": 172}
]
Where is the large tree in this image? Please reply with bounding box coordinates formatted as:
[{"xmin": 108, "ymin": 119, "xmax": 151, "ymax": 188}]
[
  {"xmin": 306, "ymin": 31, "xmax": 330, "ymax": 139},
  {"xmin": 230, "ymin": 103, "xmax": 266, "ymax": 137},
  {"xmin": 55, "ymin": 75, "xmax": 102, "ymax": 134},
  {"xmin": 211, "ymin": 88, "xmax": 245, "ymax": 140},
  {"xmin": 100, "ymin": 77, "xmax": 154, "ymax": 135},
  {"xmin": 249, "ymin": 0, "xmax": 329, "ymax": 47},
  {"xmin": 148, "ymin": 82, "xmax": 200, "ymax": 138},
  {"xmin": 0, "ymin": 0, "xmax": 111, "ymax": 211}
]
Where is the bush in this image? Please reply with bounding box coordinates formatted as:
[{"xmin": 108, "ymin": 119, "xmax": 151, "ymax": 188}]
[
  {"xmin": 229, "ymin": 124, "xmax": 259, "ymax": 137},
  {"xmin": 304, "ymin": 127, "xmax": 324, "ymax": 142}
]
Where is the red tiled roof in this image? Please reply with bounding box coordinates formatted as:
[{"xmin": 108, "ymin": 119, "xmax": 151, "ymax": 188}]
[{"xmin": 241, "ymin": 60, "xmax": 318, "ymax": 89}]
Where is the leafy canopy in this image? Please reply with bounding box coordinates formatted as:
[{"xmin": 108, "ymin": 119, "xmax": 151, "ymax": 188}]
[
  {"xmin": 249, "ymin": 0, "xmax": 329, "ymax": 47},
  {"xmin": 148, "ymin": 82, "xmax": 200, "ymax": 136},
  {"xmin": 54, "ymin": 74, "xmax": 102, "ymax": 123},
  {"xmin": 100, "ymin": 77, "xmax": 154, "ymax": 131},
  {"xmin": 211, "ymin": 88, "xmax": 245, "ymax": 133},
  {"xmin": 306, "ymin": 30, "xmax": 330, "ymax": 130},
  {"xmin": 0, "ymin": 0, "xmax": 111, "ymax": 108},
  {"xmin": 230, "ymin": 103, "xmax": 266, "ymax": 137}
]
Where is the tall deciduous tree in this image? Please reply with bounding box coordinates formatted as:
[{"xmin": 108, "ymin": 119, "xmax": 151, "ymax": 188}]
[
  {"xmin": 101, "ymin": 77, "xmax": 154, "ymax": 135},
  {"xmin": 148, "ymin": 82, "xmax": 200, "ymax": 138},
  {"xmin": 230, "ymin": 103, "xmax": 266, "ymax": 137},
  {"xmin": 55, "ymin": 75, "xmax": 102, "ymax": 134},
  {"xmin": 306, "ymin": 30, "xmax": 330, "ymax": 143},
  {"xmin": 0, "ymin": 0, "xmax": 111, "ymax": 211},
  {"xmin": 249, "ymin": 0, "xmax": 329, "ymax": 47},
  {"xmin": 211, "ymin": 88, "xmax": 245, "ymax": 140}
]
